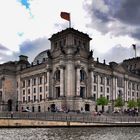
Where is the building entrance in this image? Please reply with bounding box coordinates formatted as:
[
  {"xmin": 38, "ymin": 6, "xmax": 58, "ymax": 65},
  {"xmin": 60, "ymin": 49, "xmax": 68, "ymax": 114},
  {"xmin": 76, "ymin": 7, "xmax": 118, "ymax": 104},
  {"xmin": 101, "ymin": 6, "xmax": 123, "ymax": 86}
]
[
  {"xmin": 50, "ymin": 104, "xmax": 56, "ymax": 112},
  {"xmin": 85, "ymin": 104, "xmax": 90, "ymax": 111},
  {"xmin": 7, "ymin": 99, "xmax": 12, "ymax": 111}
]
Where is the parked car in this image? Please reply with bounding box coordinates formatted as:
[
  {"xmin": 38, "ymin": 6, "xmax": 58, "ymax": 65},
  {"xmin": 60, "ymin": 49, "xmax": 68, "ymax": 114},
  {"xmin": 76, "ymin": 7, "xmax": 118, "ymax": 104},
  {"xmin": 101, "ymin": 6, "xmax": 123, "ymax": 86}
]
[
  {"xmin": 113, "ymin": 110, "xmax": 119, "ymax": 113},
  {"xmin": 22, "ymin": 109, "xmax": 31, "ymax": 112}
]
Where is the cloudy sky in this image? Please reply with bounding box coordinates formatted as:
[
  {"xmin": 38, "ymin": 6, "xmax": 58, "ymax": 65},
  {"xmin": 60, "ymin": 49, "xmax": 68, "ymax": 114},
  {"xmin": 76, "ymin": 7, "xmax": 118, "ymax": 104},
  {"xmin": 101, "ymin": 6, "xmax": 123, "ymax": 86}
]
[{"xmin": 0, "ymin": 0, "xmax": 140, "ymax": 64}]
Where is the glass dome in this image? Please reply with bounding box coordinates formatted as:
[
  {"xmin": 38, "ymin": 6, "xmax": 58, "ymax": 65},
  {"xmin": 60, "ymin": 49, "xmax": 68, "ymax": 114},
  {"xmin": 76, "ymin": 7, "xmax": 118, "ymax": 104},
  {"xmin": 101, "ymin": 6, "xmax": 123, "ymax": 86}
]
[{"xmin": 33, "ymin": 50, "xmax": 48, "ymax": 65}]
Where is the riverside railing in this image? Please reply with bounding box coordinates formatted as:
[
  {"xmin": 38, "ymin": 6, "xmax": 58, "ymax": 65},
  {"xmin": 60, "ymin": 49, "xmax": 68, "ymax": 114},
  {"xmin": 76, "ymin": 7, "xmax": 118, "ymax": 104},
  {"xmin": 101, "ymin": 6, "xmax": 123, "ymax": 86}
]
[{"xmin": 0, "ymin": 112, "xmax": 140, "ymax": 124}]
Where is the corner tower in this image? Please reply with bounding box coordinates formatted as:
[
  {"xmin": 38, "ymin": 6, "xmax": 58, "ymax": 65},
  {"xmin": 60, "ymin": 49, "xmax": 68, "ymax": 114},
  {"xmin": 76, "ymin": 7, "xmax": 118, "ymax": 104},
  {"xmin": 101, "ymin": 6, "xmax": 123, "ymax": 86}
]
[{"xmin": 48, "ymin": 28, "xmax": 94, "ymax": 112}]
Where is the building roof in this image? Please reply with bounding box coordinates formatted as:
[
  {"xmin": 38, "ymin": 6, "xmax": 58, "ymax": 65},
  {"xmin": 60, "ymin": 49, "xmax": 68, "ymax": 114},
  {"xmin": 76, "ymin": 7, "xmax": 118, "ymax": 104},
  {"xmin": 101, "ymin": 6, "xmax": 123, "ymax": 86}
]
[{"xmin": 49, "ymin": 28, "xmax": 92, "ymax": 41}]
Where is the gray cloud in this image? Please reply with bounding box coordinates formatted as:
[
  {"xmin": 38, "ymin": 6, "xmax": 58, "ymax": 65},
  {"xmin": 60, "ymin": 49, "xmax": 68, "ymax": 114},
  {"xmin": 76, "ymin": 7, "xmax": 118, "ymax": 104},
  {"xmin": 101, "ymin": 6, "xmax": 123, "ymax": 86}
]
[
  {"xmin": 93, "ymin": 44, "xmax": 140, "ymax": 64},
  {"xmin": 0, "ymin": 37, "xmax": 50, "ymax": 64},
  {"xmin": 84, "ymin": 0, "xmax": 140, "ymax": 40},
  {"xmin": 18, "ymin": 37, "xmax": 50, "ymax": 62},
  {"xmin": 115, "ymin": 0, "xmax": 140, "ymax": 25},
  {"xmin": 0, "ymin": 44, "xmax": 10, "ymax": 51}
]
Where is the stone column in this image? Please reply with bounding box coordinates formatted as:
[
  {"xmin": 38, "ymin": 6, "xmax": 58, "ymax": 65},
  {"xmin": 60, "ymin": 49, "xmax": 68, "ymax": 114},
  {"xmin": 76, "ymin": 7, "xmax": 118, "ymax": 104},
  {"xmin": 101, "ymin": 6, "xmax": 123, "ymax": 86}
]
[
  {"xmin": 25, "ymin": 79, "xmax": 27, "ymax": 102},
  {"xmin": 30, "ymin": 77, "xmax": 33, "ymax": 102},
  {"xmin": 47, "ymin": 70, "xmax": 50, "ymax": 98},
  {"xmin": 36, "ymin": 76, "xmax": 39, "ymax": 101},
  {"xmin": 76, "ymin": 66, "xmax": 80, "ymax": 97},
  {"xmin": 129, "ymin": 82, "xmax": 132, "ymax": 100},
  {"xmin": 66, "ymin": 59, "xmax": 75, "ymax": 97},
  {"xmin": 124, "ymin": 78, "xmax": 128, "ymax": 102},
  {"xmin": 42, "ymin": 74, "xmax": 45, "ymax": 100},
  {"xmin": 104, "ymin": 77, "xmax": 106, "ymax": 97},
  {"xmin": 60, "ymin": 67, "xmax": 64, "ymax": 97},
  {"xmin": 97, "ymin": 75, "xmax": 100, "ymax": 98},
  {"xmin": 90, "ymin": 71, "xmax": 93, "ymax": 97},
  {"xmin": 115, "ymin": 77, "xmax": 117, "ymax": 99},
  {"xmin": 111, "ymin": 76, "xmax": 116, "ymax": 112},
  {"xmin": 112, "ymin": 76, "xmax": 116, "ymax": 100}
]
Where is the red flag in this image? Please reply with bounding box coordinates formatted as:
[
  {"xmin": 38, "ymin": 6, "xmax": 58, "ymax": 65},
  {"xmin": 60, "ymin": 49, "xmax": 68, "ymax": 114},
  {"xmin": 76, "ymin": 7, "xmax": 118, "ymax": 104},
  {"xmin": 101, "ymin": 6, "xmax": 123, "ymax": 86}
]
[{"xmin": 60, "ymin": 12, "xmax": 70, "ymax": 21}]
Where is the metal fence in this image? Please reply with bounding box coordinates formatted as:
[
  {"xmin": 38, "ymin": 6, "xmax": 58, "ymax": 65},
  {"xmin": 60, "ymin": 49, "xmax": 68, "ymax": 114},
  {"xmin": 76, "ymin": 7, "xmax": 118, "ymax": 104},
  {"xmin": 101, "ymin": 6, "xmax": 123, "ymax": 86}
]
[{"xmin": 0, "ymin": 112, "xmax": 140, "ymax": 124}]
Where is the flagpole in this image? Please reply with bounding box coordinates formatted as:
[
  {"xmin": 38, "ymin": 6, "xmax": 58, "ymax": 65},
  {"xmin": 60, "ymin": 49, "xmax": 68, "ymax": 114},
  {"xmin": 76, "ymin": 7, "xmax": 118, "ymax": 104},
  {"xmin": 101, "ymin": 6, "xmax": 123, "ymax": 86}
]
[
  {"xmin": 135, "ymin": 47, "xmax": 137, "ymax": 58},
  {"xmin": 132, "ymin": 44, "xmax": 137, "ymax": 58},
  {"xmin": 69, "ymin": 13, "xmax": 71, "ymax": 28}
]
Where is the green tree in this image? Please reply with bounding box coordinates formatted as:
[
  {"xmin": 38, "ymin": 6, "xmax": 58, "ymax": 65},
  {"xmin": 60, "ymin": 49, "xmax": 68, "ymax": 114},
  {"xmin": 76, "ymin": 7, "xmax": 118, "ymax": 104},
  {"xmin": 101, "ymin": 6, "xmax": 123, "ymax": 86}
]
[
  {"xmin": 115, "ymin": 97, "xmax": 124, "ymax": 108},
  {"xmin": 127, "ymin": 100, "xmax": 137, "ymax": 109},
  {"xmin": 96, "ymin": 96, "xmax": 108, "ymax": 112}
]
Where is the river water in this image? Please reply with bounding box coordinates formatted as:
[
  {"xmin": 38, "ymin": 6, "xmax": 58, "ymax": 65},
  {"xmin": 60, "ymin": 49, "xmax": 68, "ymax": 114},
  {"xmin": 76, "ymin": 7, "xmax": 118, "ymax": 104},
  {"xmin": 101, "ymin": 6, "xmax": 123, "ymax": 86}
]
[{"xmin": 0, "ymin": 127, "xmax": 139, "ymax": 140}]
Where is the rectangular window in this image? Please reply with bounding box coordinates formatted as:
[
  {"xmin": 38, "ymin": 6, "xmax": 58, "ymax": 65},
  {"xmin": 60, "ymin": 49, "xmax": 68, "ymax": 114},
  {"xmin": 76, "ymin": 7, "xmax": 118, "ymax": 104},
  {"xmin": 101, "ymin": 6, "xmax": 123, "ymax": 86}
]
[
  {"xmin": 93, "ymin": 94, "xmax": 96, "ymax": 101},
  {"xmin": 117, "ymin": 77, "xmax": 124, "ymax": 87},
  {"xmin": 100, "ymin": 76, "xmax": 103, "ymax": 84},
  {"xmin": 33, "ymin": 78, "xmax": 36, "ymax": 85},
  {"xmin": 100, "ymin": 86, "xmax": 103, "ymax": 92},
  {"xmin": 28, "ymin": 79, "xmax": 30, "ymax": 86},
  {"xmin": 107, "ymin": 95, "xmax": 109, "ymax": 100},
  {"xmin": 23, "ymin": 90, "xmax": 25, "ymax": 95},
  {"xmin": 107, "ymin": 87, "xmax": 109, "ymax": 93},
  {"xmin": 132, "ymin": 92, "xmax": 135, "ymax": 96},
  {"xmin": 132, "ymin": 83, "xmax": 135, "ymax": 90},
  {"xmin": 40, "ymin": 94, "xmax": 42, "ymax": 101},
  {"xmin": 56, "ymin": 87, "xmax": 60, "ymax": 98},
  {"xmin": 94, "ymin": 85, "xmax": 96, "ymax": 91},
  {"xmin": 33, "ymin": 88, "xmax": 36, "ymax": 93},
  {"xmin": 28, "ymin": 96, "xmax": 30, "ymax": 102},
  {"xmin": 40, "ymin": 87, "xmax": 42, "ymax": 93},
  {"xmin": 28, "ymin": 89, "xmax": 30, "ymax": 94},
  {"xmin": 23, "ymin": 81, "xmax": 25, "ymax": 88},
  {"xmin": 23, "ymin": 97, "xmax": 25, "ymax": 102},
  {"xmin": 39, "ymin": 77, "xmax": 42, "ymax": 84},
  {"xmin": 34, "ymin": 95, "xmax": 36, "ymax": 102},
  {"xmin": 107, "ymin": 78, "xmax": 110, "ymax": 85},
  {"xmin": 94, "ymin": 75, "xmax": 97, "ymax": 83},
  {"xmin": 128, "ymin": 91, "xmax": 130, "ymax": 96},
  {"xmin": 80, "ymin": 87, "xmax": 85, "ymax": 98}
]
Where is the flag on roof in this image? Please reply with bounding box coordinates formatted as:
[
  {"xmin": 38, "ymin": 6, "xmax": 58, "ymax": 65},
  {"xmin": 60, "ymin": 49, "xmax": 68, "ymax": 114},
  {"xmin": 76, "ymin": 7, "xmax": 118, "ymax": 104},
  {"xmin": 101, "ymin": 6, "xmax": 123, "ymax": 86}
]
[{"xmin": 60, "ymin": 12, "xmax": 70, "ymax": 21}]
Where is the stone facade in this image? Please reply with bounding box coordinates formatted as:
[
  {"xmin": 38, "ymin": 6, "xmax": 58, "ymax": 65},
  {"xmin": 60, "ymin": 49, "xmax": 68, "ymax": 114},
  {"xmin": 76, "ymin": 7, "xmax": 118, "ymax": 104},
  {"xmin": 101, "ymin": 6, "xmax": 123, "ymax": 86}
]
[{"xmin": 0, "ymin": 28, "xmax": 140, "ymax": 112}]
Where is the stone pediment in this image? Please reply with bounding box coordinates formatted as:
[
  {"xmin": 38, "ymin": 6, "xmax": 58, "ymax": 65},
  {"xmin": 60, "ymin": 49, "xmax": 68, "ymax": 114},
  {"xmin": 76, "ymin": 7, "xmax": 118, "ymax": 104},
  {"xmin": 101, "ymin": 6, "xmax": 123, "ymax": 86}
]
[{"xmin": 115, "ymin": 65, "xmax": 127, "ymax": 74}]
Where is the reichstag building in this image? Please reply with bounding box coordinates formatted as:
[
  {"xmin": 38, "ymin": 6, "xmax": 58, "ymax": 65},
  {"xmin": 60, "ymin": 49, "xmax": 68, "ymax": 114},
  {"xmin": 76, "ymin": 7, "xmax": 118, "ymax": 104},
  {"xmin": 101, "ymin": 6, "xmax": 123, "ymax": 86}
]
[{"xmin": 0, "ymin": 28, "xmax": 140, "ymax": 112}]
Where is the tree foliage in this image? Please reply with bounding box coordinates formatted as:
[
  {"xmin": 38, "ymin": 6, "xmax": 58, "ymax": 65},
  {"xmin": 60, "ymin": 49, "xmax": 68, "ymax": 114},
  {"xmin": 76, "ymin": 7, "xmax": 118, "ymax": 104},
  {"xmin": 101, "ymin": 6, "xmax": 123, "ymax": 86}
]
[
  {"xmin": 115, "ymin": 97, "xmax": 124, "ymax": 108},
  {"xmin": 127, "ymin": 100, "xmax": 137, "ymax": 109},
  {"xmin": 97, "ymin": 97, "xmax": 108, "ymax": 106},
  {"xmin": 96, "ymin": 96, "xmax": 108, "ymax": 112}
]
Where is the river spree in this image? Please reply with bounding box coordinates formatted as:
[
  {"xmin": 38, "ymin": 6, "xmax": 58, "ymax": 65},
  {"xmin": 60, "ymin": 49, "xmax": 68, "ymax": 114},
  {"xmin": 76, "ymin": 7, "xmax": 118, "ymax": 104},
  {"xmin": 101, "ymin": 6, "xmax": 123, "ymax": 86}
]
[{"xmin": 0, "ymin": 127, "xmax": 139, "ymax": 140}]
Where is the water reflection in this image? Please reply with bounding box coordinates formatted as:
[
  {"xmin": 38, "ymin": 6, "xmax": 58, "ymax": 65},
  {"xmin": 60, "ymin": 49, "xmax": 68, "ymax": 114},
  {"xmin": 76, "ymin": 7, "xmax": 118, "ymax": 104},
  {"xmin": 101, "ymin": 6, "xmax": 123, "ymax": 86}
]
[{"xmin": 0, "ymin": 127, "xmax": 139, "ymax": 140}]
